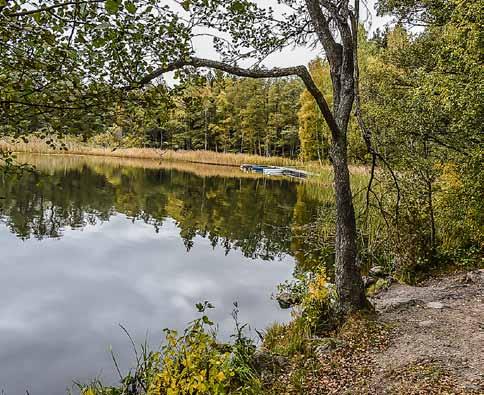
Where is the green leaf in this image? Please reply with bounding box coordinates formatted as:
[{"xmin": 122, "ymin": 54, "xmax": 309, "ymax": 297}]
[
  {"xmin": 105, "ymin": 0, "xmax": 120, "ymax": 14},
  {"xmin": 202, "ymin": 316, "xmax": 213, "ymax": 325},
  {"xmin": 32, "ymin": 12, "xmax": 42, "ymax": 24},
  {"xmin": 230, "ymin": 1, "xmax": 245, "ymax": 13},
  {"xmin": 181, "ymin": 0, "xmax": 191, "ymax": 11},
  {"xmin": 125, "ymin": 2, "xmax": 136, "ymax": 14},
  {"xmin": 93, "ymin": 38, "xmax": 105, "ymax": 48}
]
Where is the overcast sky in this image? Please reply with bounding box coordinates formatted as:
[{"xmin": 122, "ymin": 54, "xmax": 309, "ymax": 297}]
[
  {"xmin": 189, "ymin": 0, "xmax": 392, "ymax": 69},
  {"xmin": 160, "ymin": 0, "xmax": 393, "ymax": 84}
]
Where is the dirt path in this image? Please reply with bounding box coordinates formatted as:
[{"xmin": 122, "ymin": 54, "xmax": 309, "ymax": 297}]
[{"xmin": 370, "ymin": 269, "xmax": 484, "ymax": 393}]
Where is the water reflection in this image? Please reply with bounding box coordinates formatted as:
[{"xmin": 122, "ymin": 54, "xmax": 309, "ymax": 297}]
[
  {"xmin": 0, "ymin": 155, "xmax": 323, "ymax": 260},
  {"xmin": 0, "ymin": 154, "xmax": 328, "ymax": 395}
]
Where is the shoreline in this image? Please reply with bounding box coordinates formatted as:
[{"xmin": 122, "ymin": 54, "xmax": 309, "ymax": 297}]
[
  {"xmin": 9, "ymin": 151, "xmax": 289, "ymax": 180},
  {"xmin": 0, "ymin": 139, "xmax": 313, "ymax": 169},
  {"xmin": 1, "ymin": 140, "xmax": 370, "ymax": 176}
]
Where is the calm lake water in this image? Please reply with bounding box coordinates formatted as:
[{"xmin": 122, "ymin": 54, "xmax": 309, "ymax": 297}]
[{"xmin": 0, "ymin": 154, "xmax": 328, "ymax": 395}]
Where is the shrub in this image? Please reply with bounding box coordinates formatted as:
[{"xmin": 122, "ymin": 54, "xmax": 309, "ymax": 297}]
[
  {"xmin": 264, "ymin": 268, "xmax": 338, "ymax": 357},
  {"xmin": 300, "ymin": 269, "xmax": 338, "ymax": 333},
  {"xmin": 435, "ymin": 152, "xmax": 483, "ymax": 258},
  {"xmin": 80, "ymin": 302, "xmax": 262, "ymax": 395}
]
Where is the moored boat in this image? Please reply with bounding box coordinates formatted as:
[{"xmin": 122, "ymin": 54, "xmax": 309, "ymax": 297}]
[{"xmin": 240, "ymin": 164, "xmax": 310, "ymax": 179}]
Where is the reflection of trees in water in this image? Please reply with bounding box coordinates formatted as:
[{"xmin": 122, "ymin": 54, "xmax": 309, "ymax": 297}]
[
  {"xmin": 0, "ymin": 162, "xmax": 326, "ymax": 262},
  {"xmin": 0, "ymin": 167, "xmax": 116, "ymax": 239},
  {"xmin": 291, "ymin": 183, "xmax": 337, "ymax": 273}
]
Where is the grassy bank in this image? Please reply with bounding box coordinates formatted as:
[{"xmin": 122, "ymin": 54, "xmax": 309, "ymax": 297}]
[
  {"xmin": 0, "ymin": 137, "xmax": 314, "ymax": 169},
  {"xmin": 1, "ymin": 138, "xmax": 373, "ymax": 181}
]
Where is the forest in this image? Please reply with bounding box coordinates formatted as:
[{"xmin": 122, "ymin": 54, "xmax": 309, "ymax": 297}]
[{"xmin": 0, "ymin": 0, "xmax": 482, "ymax": 394}]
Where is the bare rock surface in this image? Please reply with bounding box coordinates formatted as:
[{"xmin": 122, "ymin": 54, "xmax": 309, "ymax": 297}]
[{"xmin": 369, "ymin": 269, "xmax": 484, "ymax": 393}]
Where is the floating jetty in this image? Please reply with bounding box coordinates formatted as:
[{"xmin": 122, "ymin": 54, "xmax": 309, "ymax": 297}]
[{"xmin": 240, "ymin": 164, "xmax": 310, "ymax": 179}]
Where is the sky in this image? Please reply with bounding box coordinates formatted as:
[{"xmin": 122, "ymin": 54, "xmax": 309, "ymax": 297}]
[{"xmin": 189, "ymin": 0, "xmax": 393, "ymax": 69}]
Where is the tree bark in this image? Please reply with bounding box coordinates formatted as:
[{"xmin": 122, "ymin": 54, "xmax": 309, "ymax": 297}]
[
  {"xmin": 331, "ymin": 113, "xmax": 368, "ymax": 314},
  {"xmin": 306, "ymin": 0, "xmax": 368, "ymax": 314}
]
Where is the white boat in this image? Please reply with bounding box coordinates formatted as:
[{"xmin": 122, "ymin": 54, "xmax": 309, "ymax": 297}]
[
  {"xmin": 263, "ymin": 167, "xmax": 285, "ymax": 176},
  {"xmin": 240, "ymin": 164, "xmax": 311, "ymax": 178}
]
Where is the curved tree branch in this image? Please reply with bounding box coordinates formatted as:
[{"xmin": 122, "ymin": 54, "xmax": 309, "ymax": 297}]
[{"xmin": 133, "ymin": 56, "xmax": 341, "ymax": 139}]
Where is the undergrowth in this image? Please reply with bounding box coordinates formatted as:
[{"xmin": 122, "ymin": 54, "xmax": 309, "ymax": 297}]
[{"xmin": 79, "ymin": 302, "xmax": 261, "ymax": 395}]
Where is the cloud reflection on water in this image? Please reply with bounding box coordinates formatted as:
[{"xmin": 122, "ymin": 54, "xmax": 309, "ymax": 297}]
[{"xmin": 0, "ymin": 216, "xmax": 293, "ymax": 395}]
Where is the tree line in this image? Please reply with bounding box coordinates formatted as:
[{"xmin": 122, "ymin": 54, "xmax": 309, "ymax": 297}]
[
  {"xmin": 105, "ymin": 60, "xmax": 367, "ymax": 162},
  {"xmin": 127, "ymin": 74, "xmax": 304, "ymax": 158}
]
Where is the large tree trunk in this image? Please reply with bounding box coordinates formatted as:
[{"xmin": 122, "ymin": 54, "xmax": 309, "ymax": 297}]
[
  {"xmin": 330, "ymin": 68, "xmax": 368, "ymax": 314},
  {"xmin": 300, "ymin": 0, "xmax": 368, "ymax": 314},
  {"xmin": 331, "ymin": 126, "xmax": 367, "ymax": 314}
]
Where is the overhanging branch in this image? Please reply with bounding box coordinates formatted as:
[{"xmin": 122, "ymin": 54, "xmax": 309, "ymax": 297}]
[
  {"xmin": 133, "ymin": 56, "xmax": 341, "ymax": 139},
  {"xmin": 137, "ymin": 57, "xmax": 303, "ymax": 83}
]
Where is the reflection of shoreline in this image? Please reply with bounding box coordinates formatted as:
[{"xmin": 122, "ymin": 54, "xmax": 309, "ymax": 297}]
[{"xmin": 0, "ymin": 155, "xmax": 306, "ymax": 263}]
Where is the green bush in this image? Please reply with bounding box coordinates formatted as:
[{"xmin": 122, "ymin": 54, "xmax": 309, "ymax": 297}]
[
  {"xmin": 80, "ymin": 302, "xmax": 262, "ymax": 395},
  {"xmin": 264, "ymin": 269, "xmax": 338, "ymax": 357},
  {"xmin": 435, "ymin": 151, "xmax": 483, "ymax": 257}
]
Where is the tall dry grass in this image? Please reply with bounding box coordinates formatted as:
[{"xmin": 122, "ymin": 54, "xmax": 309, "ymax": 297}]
[
  {"xmin": 0, "ymin": 137, "xmax": 312, "ymax": 169},
  {"xmin": 1, "ymin": 137, "xmax": 369, "ymax": 177},
  {"xmin": 14, "ymin": 152, "xmax": 281, "ymax": 180}
]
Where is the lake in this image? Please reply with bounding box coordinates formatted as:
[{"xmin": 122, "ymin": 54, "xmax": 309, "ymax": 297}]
[{"xmin": 0, "ymin": 154, "xmax": 329, "ymax": 395}]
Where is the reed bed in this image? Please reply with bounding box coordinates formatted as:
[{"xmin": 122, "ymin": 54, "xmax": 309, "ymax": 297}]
[
  {"xmin": 14, "ymin": 152, "xmax": 282, "ymax": 180},
  {"xmin": 1, "ymin": 138, "xmax": 308, "ymax": 168},
  {"xmin": 1, "ymin": 137, "xmax": 369, "ymax": 177}
]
